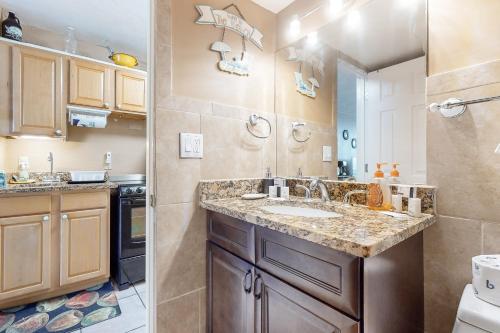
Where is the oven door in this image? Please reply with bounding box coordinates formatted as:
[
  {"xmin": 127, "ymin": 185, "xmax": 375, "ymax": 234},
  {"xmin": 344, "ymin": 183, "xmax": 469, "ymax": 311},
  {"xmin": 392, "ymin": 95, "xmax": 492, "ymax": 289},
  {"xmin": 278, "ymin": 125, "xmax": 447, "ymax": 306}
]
[{"xmin": 119, "ymin": 197, "xmax": 146, "ymax": 258}]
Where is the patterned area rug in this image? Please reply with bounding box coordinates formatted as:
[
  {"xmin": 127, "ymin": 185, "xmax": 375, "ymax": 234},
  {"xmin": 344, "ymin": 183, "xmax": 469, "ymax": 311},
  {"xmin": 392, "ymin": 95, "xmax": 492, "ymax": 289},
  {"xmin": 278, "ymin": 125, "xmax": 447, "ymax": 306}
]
[{"xmin": 0, "ymin": 281, "xmax": 121, "ymax": 333}]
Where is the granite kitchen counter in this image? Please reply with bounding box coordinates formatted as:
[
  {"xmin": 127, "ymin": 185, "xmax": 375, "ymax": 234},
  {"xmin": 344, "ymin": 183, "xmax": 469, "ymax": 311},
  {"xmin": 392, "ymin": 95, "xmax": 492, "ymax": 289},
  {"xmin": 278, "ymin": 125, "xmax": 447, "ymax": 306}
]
[
  {"xmin": 0, "ymin": 181, "xmax": 118, "ymax": 195},
  {"xmin": 200, "ymin": 196, "xmax": 436, "ymax": 258}
]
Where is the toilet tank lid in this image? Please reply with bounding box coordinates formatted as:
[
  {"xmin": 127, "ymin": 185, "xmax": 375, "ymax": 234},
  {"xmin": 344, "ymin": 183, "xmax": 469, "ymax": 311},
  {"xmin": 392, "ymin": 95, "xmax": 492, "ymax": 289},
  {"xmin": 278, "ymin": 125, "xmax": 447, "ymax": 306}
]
[{"xmin": 457, "ymin": 285, "xmax": 500, "ymax": 332}]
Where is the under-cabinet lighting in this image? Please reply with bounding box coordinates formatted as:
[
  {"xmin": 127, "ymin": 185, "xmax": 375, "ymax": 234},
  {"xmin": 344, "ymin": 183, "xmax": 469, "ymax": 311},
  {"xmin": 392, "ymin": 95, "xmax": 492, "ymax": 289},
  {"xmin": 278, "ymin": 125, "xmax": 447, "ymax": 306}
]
[{"xmin": 11, "ymin": 135, "xmax": 64, "ymax": 141}]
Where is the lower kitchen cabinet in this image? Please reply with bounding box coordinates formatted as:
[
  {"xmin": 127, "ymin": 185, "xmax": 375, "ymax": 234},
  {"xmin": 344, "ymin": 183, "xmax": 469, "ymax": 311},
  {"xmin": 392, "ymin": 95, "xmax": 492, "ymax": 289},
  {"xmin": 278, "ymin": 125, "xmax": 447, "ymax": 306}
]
[
  {"xmin": 0, "ymin": 190, "xmax": 110, "ymax": 308},
  {"xmin": 207, "ymin": 242, "xmax": 359, "ymax": 333},
  {"xmin": 0, "ymin": 214, "xmax": 51, "ymax": 301},
  {"xmin": 60, "ymin": 208, "xmax": 108, "ymax": 285}
]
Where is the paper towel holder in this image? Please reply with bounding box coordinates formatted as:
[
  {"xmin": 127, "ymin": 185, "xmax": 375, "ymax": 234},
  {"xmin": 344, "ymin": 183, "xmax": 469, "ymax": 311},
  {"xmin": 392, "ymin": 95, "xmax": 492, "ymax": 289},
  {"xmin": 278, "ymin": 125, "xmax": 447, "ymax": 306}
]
[{"xmin": 67, "ymin": 105, "xmax": 111, "ymax": 128}]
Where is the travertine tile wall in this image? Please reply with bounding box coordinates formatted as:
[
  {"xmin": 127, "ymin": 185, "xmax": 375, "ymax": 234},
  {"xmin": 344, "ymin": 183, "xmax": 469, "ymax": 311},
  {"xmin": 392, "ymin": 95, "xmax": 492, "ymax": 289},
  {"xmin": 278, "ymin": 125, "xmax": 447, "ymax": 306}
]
[
  {"xmin": 153, "ymin": 0, "xmax": 277, "ymax": 331},
  {"xmin": 424, "ymin": 60, "xmax": 500, "ymax": 333},
  {"xmin": 0, "ymin": 137, "xmax": 6, "ymax": 170}
]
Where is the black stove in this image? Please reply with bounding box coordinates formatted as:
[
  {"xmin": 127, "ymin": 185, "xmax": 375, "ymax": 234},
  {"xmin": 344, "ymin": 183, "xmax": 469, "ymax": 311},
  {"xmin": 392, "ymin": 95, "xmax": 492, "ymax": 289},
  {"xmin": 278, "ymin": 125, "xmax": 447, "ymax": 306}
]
[{"xmin": 110, "ymin": 175, "xmax": 146, "ymax": 290}]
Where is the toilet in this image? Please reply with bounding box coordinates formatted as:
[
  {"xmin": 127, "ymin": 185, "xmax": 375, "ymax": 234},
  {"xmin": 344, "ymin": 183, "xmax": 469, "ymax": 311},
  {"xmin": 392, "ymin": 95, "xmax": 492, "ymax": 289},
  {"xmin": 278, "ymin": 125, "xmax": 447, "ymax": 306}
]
[{"xmin": 453, "ymin": 285, "xmax": 500, "ymax": 333}]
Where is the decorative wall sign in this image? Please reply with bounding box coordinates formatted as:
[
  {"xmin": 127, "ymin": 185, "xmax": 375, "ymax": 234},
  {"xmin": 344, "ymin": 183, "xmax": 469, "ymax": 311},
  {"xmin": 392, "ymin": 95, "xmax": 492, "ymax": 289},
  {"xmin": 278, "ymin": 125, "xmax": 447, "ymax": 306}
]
[
  {"xmin": 196, "ymin": 4, "xmax": 263, "ymax": 76},
  {"xmin": 287, "ymin": 47, "xmax": 324, "ymax": 99}
]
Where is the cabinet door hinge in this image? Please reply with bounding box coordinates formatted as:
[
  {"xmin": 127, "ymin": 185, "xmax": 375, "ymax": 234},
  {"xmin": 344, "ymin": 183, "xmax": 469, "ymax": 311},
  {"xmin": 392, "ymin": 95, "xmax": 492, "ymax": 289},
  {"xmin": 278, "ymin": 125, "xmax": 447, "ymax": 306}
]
[{"xmin": 150, "ymin": 194, "xmax": 156, "ymax": 208}]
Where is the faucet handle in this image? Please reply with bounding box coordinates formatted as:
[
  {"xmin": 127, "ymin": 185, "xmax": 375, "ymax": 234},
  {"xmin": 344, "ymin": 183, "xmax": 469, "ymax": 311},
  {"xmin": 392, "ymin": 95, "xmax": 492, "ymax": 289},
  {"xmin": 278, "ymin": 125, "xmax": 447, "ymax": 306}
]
[{"xmin": 296, "ymin": 184, "xmax": 311, "ymax": 199}]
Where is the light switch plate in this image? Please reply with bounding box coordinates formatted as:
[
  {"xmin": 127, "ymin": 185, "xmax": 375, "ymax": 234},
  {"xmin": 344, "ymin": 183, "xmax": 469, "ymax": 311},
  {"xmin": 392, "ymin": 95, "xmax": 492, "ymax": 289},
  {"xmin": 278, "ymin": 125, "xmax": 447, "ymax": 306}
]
[
  {"xmin": 322, "ymin": 146, "xmax": 332, "ymax": 162},
  {"xmin": 180, "ymin": 133, "xmax": 203, "ymax": 158}
]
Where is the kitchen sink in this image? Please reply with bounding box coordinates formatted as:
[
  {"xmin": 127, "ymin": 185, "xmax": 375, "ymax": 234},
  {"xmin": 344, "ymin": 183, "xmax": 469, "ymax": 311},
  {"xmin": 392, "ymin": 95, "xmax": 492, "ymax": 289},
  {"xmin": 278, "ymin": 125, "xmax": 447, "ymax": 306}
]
[{"xmin": 261, "ymin": 205, "xmax": 342, "ymax": 218}]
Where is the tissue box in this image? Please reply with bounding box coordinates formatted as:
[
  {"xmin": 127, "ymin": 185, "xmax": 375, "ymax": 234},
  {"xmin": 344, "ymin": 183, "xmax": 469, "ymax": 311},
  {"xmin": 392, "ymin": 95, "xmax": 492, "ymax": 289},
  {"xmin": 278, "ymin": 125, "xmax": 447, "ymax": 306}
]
[{"xmin": 472, "ymin": 255, "xmax": 500, "ymax": 306}]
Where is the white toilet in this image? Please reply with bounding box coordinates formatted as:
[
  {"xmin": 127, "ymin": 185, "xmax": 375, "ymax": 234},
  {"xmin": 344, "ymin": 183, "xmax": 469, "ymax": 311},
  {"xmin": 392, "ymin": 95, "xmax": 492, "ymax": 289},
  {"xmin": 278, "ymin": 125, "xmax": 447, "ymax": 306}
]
[{"xmin": 453, "ymin": 285, "xmax": 500, "ymax": 333}]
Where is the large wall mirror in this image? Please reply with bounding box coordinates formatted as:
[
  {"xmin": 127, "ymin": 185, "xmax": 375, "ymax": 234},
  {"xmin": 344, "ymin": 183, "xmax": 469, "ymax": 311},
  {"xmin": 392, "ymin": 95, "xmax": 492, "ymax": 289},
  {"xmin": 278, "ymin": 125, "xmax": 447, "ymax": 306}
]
[{"xmin": 275, "ymin": 0, "xmax": 427, "ymax": 184}]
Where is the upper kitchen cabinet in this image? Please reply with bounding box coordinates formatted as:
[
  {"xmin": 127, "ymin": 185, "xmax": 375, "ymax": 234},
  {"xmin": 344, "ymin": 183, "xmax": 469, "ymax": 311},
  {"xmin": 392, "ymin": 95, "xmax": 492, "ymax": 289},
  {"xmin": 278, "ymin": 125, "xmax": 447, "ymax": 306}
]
[
  {"xmin": 115, "ymin": 70, "xmax": 147, "ymax": 113},
  {"xmin": 69, "ymin": 59, "xmax": 114, "ymax": 109},
  {"xmin": 11, "ymin": 47, "xmax": 66, "ymax": 137}
]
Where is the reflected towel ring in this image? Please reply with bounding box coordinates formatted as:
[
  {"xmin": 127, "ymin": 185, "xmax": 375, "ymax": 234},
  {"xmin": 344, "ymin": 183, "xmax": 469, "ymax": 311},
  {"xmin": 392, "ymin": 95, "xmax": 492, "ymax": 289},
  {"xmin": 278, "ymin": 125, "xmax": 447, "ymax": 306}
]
[
  {"xmin": 246, "ymin": 114, "xmax": 272, "ymax": 139},
  {"xmin": 292, "ymin": 122, "xmax": 311, "ymax": 143}
]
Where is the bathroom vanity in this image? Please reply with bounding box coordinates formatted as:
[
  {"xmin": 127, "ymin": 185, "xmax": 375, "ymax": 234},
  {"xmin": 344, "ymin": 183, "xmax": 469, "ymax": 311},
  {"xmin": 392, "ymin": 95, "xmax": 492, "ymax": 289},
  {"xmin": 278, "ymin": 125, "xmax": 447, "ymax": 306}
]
[{"xmin": 200, "ymin": 181, "xmax": 436, "ymax": 333}]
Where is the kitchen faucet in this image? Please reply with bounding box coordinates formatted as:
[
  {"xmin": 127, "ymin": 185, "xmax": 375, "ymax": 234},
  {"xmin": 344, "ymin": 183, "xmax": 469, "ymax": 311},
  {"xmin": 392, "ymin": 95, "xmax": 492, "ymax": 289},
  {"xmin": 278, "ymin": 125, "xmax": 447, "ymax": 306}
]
[
  {"xmin": 309, "ymin": 178, "xmax": 330, "ymax": 202},
  {"xmin": 43, "ymin": 152, "xmax": 60, "ymax": 183}
]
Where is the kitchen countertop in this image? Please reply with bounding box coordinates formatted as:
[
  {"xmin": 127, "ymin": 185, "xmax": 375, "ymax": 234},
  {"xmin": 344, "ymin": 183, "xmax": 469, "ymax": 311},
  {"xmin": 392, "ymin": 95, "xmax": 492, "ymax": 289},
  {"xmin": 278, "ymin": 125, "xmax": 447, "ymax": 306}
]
[
  {"xmin": 0, "ymin": 181, "xmax": 118, "ymax": 195},
  {"xmin": 200, "ymin": 196, "xmax": 436, "ymax": 258}
]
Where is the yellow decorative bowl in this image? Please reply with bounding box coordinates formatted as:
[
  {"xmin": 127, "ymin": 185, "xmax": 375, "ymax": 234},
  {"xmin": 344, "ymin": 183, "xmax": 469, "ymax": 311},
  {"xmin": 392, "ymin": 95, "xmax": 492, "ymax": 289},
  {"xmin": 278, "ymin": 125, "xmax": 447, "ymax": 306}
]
[{"xmin": 109, "ymin": 53, "xmax": 138, "ymax": 68}]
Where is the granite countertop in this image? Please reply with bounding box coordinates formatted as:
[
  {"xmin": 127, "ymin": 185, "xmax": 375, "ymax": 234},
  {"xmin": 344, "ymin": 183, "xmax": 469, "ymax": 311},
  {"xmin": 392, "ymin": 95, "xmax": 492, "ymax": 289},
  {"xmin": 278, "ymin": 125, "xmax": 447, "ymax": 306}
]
[
  {"xmin": 0, "ymin": 181, "xmax": 118, "ymax": 194},
  {"xmin": 200, "ymin": 196, "xmax": 436, "ymax": 258}
]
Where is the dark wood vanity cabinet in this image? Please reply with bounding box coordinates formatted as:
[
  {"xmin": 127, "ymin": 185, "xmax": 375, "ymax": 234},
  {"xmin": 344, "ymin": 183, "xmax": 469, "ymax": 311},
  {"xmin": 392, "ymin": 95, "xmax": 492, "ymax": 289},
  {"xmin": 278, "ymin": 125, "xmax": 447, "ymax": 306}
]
[{"xmin": 207, "ymin": 211, "xmax": 424, "ymax": 333}]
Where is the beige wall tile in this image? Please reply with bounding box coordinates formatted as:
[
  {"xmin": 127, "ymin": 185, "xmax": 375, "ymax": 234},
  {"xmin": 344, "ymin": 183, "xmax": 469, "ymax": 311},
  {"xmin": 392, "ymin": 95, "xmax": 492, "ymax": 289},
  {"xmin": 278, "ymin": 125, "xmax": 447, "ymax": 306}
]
[
  {"xmin": 198, "ymin": 288, "xmax": 206, "ymax": 333},
  {"xmin": 157, "ymin": 290, "xmax": 200, "ymax": 333},
  {"xmin": 482, "ymin": 222, "xmax": 500, "ymax": 254},
  {"xmin": 156, "ymin": 203, "xmax": 206, "ymax": 304},
  {"xmin": 424, "ymin": 216, "xmax": 482, "ymax": 333},
  {"xmin": 155, "ymin": 109, "xmax": 201, "ymax": 205},
  {"xmin": 427, "ymin": 82, "xmax": 500, "ymax": 222}
]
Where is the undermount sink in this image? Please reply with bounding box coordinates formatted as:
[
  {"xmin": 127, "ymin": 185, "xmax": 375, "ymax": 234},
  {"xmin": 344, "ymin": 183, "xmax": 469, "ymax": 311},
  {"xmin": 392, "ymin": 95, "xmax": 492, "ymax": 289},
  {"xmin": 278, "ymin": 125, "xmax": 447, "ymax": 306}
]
[{"xmin": 261, "ymin": 205, "xmax": 342, "ymax": 218}]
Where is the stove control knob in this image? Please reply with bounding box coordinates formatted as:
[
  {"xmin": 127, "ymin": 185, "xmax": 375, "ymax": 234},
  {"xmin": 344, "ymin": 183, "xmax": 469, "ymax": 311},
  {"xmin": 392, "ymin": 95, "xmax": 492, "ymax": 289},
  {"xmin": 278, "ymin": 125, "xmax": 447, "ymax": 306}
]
[
  {"xmin": 136, "ymin": 187, "xmax": 144, "ymax": 194},
  {"xmin": 125, "ymin": 188, "xmax": 133, "ymax": 195}
]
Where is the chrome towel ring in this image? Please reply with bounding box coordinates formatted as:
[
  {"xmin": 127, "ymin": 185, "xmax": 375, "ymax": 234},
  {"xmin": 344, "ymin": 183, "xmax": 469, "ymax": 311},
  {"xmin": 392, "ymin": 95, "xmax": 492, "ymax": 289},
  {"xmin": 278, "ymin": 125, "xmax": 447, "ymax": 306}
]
[
  {"xmin": 292, "ymin": 122, "xmax": 311, "ymax": 143},
  {"xmin": 246, "ymin": 114, "xmax": 272, "ymax": 139}
]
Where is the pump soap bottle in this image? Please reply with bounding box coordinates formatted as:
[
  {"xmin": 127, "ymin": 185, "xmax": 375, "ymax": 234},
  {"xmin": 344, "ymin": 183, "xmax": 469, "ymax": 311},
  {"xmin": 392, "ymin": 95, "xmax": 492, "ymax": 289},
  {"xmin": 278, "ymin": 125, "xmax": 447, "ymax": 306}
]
[
  {"xmin": 367, "ymin": 163, "xmax": 392, "ymax": 211},
  {"xmin": 389, "ymin": 163, "xmax": 400, "ymax": 184}
]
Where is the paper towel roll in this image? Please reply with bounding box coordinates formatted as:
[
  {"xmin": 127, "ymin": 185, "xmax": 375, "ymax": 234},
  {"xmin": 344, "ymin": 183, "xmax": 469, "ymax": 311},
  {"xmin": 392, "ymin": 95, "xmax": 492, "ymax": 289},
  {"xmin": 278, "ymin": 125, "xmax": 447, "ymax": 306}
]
[{"xmin": 472, "ymin": 255, "xmax": 500, "ymax": 306}]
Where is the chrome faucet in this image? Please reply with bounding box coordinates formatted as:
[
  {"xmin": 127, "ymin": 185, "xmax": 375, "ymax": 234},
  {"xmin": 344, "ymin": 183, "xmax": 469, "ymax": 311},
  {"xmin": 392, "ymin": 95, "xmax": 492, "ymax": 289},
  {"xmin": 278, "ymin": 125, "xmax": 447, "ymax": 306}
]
[
  {"xmin": 48, "ymin": 152, "xmax": 54, "ymax": 175},
  {"xmin": 43, "ymin": 152, "xmax": 60, "ymax": 183},
  {"xmin": 295, "ymin": 184, "xmax": 311, "ymax": 200},
  {"xmin": 309, "ymin": 178, "xmax": 330, "ymax": 202},
  {"xmin": 343, "ymin": 190, "xmax": 368, "ymax": 206}
]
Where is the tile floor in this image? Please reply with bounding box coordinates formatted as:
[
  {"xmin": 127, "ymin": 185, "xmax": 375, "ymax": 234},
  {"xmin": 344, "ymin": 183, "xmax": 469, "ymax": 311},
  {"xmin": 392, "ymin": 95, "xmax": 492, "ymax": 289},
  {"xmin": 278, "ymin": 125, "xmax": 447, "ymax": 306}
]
[{"xmin": 71, "ymin": 281, "xmax": 147, "ymax": 333}]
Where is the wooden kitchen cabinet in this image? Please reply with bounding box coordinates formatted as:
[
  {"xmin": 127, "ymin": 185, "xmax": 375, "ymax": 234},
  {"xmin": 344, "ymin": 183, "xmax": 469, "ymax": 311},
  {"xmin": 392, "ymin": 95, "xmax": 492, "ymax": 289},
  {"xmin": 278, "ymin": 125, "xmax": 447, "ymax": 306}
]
[
  {"xmin": 115, "ymin": 70, "xmax": 147, "ymax": 113},
  {"xmin": 0, "ymin": 214, "xmax": 52, "ymax": 301},
  {"xmin": 69, "ymin": 59, "xmax": 113, "ymax": 109},
  {"xmin": 11, "ymin": 47, "xmax": 65, "ymax": 137}
]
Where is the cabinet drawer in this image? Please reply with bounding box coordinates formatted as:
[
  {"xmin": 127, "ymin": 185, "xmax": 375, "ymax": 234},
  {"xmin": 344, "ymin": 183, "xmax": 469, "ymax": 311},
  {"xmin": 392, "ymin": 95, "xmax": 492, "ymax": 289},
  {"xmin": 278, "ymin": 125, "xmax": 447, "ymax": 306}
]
[
  {"xmin": 61, "ymin": 191, "xmax": 108, "ymax": 211},
  {"xmin": 256, "ymin": 226, "xmax": 361, "ymax": 318},
  {"xmin": 0, "ymin": 195, "xmax": 51, "ymax": 217},
  {"xmin": 256, "ymin": 269, "xmax": 360, "ymax": 333},
  {"xmin": 208, "ymin": 212, "xmax": 255, "ymax": 263}
]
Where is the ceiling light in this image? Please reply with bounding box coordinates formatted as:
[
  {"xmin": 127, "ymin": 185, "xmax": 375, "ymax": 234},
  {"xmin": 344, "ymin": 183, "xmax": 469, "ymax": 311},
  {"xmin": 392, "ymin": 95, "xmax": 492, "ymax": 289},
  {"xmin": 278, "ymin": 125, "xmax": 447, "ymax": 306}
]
[
  {"xmin": 289, "ymin": 15, "xmax": 301, "ymax": 36},
  {"xmin": 329, "ymin": 0, "xmax": 343, "ymax": 15},
  {"xmin": 346, "ymin": 10, "xmax": 361, "ymax": 29},
  {"xmin": 307, "ymin": 32, "xmax": 318, "ymax": 46}
]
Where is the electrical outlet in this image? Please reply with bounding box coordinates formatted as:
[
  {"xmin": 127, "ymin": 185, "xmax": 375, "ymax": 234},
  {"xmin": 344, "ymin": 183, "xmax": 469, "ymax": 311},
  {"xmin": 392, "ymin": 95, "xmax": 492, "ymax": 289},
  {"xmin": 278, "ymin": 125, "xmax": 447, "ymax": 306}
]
[
  {"xmin": 397, "ymin": 185, "xmax": 411, "ymax": 198},
  {"xmin": 180, "ymin": 133, "xmax": 203, "ymax": 158},
  {"xmin": 322, "ymin": 146, "xmax": 332, "ymax": 162},
  {"xmin": 104, "ymin": 152, "xmax": 112, "ymax": 170}
]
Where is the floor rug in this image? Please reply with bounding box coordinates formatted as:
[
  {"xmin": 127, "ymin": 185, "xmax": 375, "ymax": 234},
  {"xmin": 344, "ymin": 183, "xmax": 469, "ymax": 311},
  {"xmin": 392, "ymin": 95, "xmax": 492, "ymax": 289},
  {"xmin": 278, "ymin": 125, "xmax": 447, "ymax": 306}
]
[{"xmin": 0, "ymin": 281, "xmax": 121, "ymax": 333}]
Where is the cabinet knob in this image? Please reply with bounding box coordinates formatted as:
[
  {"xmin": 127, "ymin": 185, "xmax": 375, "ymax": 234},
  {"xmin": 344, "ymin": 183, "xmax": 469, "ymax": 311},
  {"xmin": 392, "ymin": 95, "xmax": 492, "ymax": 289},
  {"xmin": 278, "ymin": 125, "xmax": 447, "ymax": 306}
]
[
  {"xmin": 103, "ymin": 102, "xmax": 110, "ymax": 109},
  {"xmin": 254, "ymin": 274, "xmax": 262, "ymax": 300},
  {"xmin": 42, "ymin": 215, "xmax": 49, "ymax": 222},
  {"xmin": 61, "ymin": 214, "xmax": 68, "ymax": 221},
  {"xmin": 117, "ymin": 104, "xmax": 122, "ymax": 109},
  {"xmin": 55, "ymin": 129, "xmax": 62, "ymax": 136}
]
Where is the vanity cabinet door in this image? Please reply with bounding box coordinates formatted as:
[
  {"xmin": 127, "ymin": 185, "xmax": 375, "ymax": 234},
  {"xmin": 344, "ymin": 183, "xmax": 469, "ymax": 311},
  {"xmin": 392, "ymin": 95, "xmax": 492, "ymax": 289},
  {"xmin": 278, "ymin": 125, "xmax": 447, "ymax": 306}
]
[
  {"xmin": 0, "ymin": 214, "xmax": 51, "ymax": 301},
  {"xmin": 255, "ymin": 269, "xmax": 359, "ymax": 333},
  {"xmin": 207, "ymin": 242, "xmax": 254, "ymax": 333},
  {"xmin": 115, "ymin": 70, "xmax": 146, "ymax": 113},
  {"xmin": 12, "ymin": 47, "xmax": 65, "ymax": 137},
  {"xmin": 60, "ymin": 208, "xmax": 109, "ymax": 286},
  {"xmin": 69, "ymin": 59, "xmax": 113, "ymax": 109}
]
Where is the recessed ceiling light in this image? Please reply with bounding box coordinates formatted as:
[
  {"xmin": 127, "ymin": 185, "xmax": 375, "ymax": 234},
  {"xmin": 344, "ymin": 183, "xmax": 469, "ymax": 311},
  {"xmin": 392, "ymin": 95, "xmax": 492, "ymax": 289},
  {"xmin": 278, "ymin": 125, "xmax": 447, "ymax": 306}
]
[
  {"xmin": 329, "ymin": 0, "xmax": 344, "ymax": 15},
  {"xmin": 289, "ymin": 14, "xmax": 301, "ymax": 36},
  {"xmin": 346, "ymin": 10, "xmax": 361, "ymax": 29}
]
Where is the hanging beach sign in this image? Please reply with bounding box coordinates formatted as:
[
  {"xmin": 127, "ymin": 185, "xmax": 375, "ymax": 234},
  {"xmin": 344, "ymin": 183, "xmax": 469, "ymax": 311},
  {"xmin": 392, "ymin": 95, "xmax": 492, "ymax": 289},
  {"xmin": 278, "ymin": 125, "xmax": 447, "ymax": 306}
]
[{"xmin": 195, "ymin": 5, "xmax": 264, "ymax": 50}]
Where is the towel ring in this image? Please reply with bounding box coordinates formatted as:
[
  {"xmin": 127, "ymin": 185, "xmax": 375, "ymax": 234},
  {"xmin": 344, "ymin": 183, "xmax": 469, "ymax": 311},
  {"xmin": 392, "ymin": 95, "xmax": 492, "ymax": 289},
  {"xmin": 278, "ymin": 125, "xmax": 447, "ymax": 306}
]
[
  {"xmin": 292, "ymin": 122, "xmax": 311, "ymax": 143},
  {"xmin": 246, "ymin": 114, "xmax": 271, "ymax": 139}
]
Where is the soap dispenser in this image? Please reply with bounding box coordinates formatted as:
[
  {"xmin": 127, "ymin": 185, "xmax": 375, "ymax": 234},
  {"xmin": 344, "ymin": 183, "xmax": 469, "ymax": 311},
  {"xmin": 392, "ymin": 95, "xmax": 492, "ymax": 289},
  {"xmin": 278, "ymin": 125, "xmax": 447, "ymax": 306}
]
[
  {"xmin": 367, "ymin": 163, "xmax": 392, "ymax": 210},
  {"xmin": 389, "ymin": 163, "xmax": 400, "ymax": 184}
]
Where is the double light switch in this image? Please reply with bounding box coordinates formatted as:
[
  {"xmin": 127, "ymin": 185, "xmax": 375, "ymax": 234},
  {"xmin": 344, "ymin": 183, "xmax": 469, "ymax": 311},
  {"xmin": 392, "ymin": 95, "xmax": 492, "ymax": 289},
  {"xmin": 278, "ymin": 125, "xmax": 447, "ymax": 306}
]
[{"xmin": 180, "ymin": 133, "xmax": 203, "ymax": 158}]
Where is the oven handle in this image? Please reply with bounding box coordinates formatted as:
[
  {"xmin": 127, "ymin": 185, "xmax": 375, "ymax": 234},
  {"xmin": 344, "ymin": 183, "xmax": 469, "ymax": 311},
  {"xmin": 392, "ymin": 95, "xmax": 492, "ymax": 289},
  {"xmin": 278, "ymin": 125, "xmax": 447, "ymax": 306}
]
[{"xmin": 121, "ymin": 198, "xmax": 146, "ymax": 206}]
